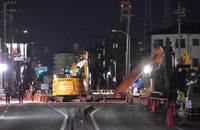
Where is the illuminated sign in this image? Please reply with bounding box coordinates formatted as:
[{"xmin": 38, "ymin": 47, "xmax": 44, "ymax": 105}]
[
  {"xmin": 6, "ymin": 43, "xmax": 28, "ymax": 61},
  {"xmin": 34, "ymin": 66, "xmax": 48, "ymax": 78}
]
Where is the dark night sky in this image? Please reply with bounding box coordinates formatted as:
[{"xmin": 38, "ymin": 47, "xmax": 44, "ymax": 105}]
[{"xmin": 15, "ymin": 0, "xmax": 200, "ymax": 66}]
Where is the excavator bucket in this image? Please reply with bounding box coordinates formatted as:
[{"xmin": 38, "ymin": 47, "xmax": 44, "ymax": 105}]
[{"xmin": 113, "ymin": 47, "xmax": 164, "ymax": 97}]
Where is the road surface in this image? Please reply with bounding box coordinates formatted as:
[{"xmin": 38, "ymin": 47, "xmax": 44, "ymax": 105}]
[
  {"xmin": 92, "ymin": 103, "xmax": 194, "ymax": 130},
  {"xmin": 0, "ymin": 103, "xmax": 93, "ymax": 130}
]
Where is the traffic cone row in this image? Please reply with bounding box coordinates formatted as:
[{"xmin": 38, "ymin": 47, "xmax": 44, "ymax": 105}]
[{"xmin": 34, "ymin": 94, "xmax": 48, "ymax": 103}]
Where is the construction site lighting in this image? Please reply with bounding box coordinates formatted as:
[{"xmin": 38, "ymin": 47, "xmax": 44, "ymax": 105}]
[
  {"xmin": 23, "ymin": 30, "xmax": 28, "ymax": 34},
  {"xmin": 143, "ymin": 65, "xmax": 152, "ymax": 74},
  {"xmin": 53, "ymin": 74, "xmax": 57, "ymax": 79}
]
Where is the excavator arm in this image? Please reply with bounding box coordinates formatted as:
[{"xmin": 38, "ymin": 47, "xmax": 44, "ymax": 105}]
[{"xmin": 114, "ymin": 47, "xmax": 164, "ymax": 96}]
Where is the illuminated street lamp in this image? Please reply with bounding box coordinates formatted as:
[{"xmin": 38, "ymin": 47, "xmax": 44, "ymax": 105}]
[{"xmin": 112, "ymin": 29, "xmax": 131, "ymax": 77}]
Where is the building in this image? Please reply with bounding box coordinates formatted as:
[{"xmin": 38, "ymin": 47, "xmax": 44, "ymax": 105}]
[
  {"xmin": 53, "ymin": 53, "xmax": 76, "ymax": 75},
  {"xmin": 151, "ymin": 23, "xmax": 200, "ymax": 68}
]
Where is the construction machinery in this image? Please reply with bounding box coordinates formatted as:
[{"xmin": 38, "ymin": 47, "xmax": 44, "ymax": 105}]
[
  {"xmin": 52, "ymin": 51, "xmax": 89, "ymax": 98},
  {"xmin": 114, "ymin": 46, "xmax": 164, "ymax": 97}
]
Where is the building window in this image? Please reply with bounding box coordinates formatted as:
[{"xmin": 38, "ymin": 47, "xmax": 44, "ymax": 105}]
[
  {"xmin": 192, "ymin": 58, "xmax": 199, "ymax": 67},
  {"xmin": 176, "ymin": 39, "xmax": 185, "ymax": 48},
  {"xmin": 154, "ymin": 39, "xmax": 163, "ymax": 48},
  {"xmin": 192, "ymin": 39, "xmax": 199, "ymax": 46},
  {"xmin": 113, "ymin": 43, "xmax": 118, "ymax": 48}
]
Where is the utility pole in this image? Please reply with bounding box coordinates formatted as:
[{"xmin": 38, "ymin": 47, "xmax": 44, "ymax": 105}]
[
  {"xmin": 120, "ymin": 0, "xmax": 133, "ymax": 76},
  {"xmin": 174, "ymin": 0, "xmax": 186, "ymax": 63}
]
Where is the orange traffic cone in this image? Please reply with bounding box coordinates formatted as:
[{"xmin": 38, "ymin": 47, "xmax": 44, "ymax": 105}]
[
  {"xmin": 151, "ymin": 100, "xmax": 156, "ymax": 113},
  {"xmin": 125, "ymin": 95, "xmax": 128, "ymax": 103},
  {"xmin": 166, "ymin": 109, "xmax": 173, "ymax": 127},
  {"xmin": 79, "ymin": 94, "xmax": 82, "ymax": 102},
  {"xmin": 103, "ymin": 96, "xmax": 106, "ymax": 103},
  {"xmin": 166, "ymin": 104, "xmax": 175, "ymax": 128}
]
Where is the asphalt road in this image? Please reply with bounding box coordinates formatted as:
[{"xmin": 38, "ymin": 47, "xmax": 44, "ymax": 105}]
[
  {"xmin": 0, "ymin": 103, "xmax": 93, "ymax": 130},
  {"xmin": 93, "ymin": 103, "xmax": 178, "ymax": 130}
]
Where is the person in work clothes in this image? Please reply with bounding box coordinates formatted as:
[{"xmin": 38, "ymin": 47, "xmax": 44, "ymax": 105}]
[
  {"xmin": 17, "ymin": 83, "xmax": 25, "ymax": 104},
  {"xmin": 4, "ymin": 86, "xmax": 12, "ymax": 104}
]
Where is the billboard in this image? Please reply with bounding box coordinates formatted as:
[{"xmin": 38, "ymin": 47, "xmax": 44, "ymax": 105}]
[{"xmin": 6, "ymin": 43, "xmax": 28, "ymax": 61}]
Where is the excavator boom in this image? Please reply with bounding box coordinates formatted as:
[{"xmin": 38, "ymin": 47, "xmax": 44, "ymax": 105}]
[{"xmin": 114, "ymin": 47, "xmax": 164, "ymax": 96}]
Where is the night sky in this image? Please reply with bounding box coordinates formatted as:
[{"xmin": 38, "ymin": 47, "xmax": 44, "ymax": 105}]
[{"xmin": 15, "ymin": 0, "xmax": 200, "ymax": 66}]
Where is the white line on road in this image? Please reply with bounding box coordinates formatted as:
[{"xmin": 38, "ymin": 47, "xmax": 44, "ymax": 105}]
[
  {"xmin": 90, "ymin": 107, "xmax": 102, "ymax": 130},
  {"xmin": 175, "ymin": 126, "xmax": 185, "ymax": 130},
  {"xmin": 0, "ymin": 114, "xmax": 5, "ymax": 119},
  {"xmin": 49, "ymin": 105, "xmax": 68, "ymax": 130}
]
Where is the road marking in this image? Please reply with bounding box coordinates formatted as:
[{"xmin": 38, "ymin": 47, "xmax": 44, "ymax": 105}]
[
  {"xmin": 90, "ymin": 107, "xmax": 102, "ymax": 130},
  {"xmin": 175, "ymin": 126, "xmax": 184, "ymax": 130},
  {"xmin": 49, "ymin": 105, "xmax": 68, "ymax": 130},
  {"xmin": 0, "ymin": 114, "xmax": 5, "ymax": 119}
]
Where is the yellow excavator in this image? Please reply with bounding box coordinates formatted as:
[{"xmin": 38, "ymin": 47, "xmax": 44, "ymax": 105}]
[{"xmin": 52, "ymin": 51, "xmax": 89, "ymax": 97}]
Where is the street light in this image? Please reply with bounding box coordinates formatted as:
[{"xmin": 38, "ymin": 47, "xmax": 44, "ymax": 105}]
[{"xmin": 112, "ymin": 29, "xmax": 131, "ymax": 77}]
